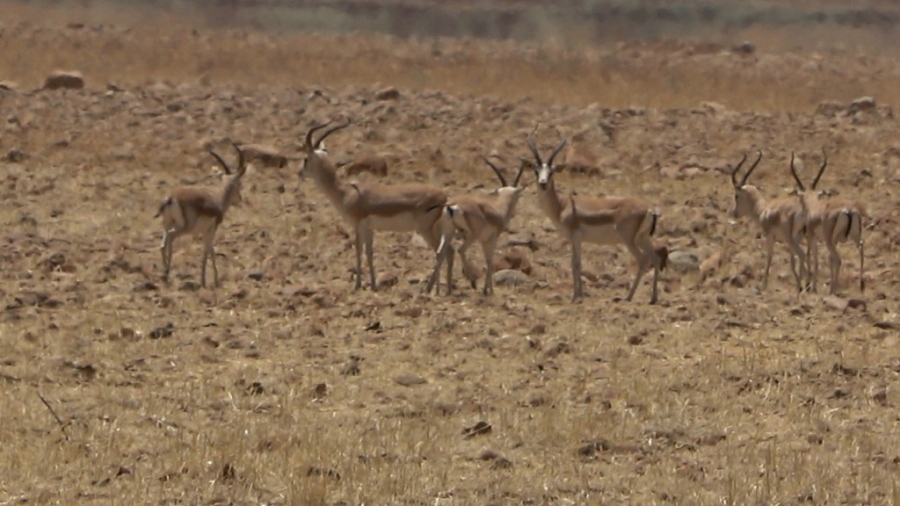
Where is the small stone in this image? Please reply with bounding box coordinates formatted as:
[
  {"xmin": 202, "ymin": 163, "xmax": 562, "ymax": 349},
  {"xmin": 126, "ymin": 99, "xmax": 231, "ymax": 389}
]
[
  {"xmin": 43, "ymin": 70, "xmax": 85, "ymax": 90},
  {"xmin": 394, "ymin": 374, "xmax": 427, "ymax": 387},
  {"xmin": 376, "ymin": 272, "xmax": 398, "ymax": 288},
  {"xmin": 667, "ymin": 250, "xmax": 700, "ymax": 273},
  {"xmin": 6, "ymin": 149, "xmax": 27, "ymax": 163},
  {"xmin": 492, "ymin": 269, "xmax": 531, "ymax": 287},
  {"xmin": 848, "ymin": 96, "xmax": 877, "ymax": 115},
  {"xmin": 375, "ymin": 87, "xmax": 401, "ymax": 101},
  {"xmin": 248, "ymin": 270, "xmax": 264, "ymax": 281}
]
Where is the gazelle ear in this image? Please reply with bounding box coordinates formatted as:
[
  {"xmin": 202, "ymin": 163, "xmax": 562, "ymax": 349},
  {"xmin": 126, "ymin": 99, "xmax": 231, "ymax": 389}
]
[
  {"xmin": 519, "ymin": 157, "xmax": 536, "ymax": 169},
  {"xmin": 554, "ymin": 163, "xmax": 568, "ymax": 173}
]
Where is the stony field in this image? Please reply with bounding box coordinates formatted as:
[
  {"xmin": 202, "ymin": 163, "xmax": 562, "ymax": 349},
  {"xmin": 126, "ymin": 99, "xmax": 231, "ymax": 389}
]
[{"xmin": 2, "ymin": 1, "xmax": 900, "ymax": 505}]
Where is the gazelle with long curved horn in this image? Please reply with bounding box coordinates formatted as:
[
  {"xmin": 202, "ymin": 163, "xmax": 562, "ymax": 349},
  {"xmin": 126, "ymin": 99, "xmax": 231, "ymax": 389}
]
[
  {"xmin": 526, "ymin": 125, "xmax": 665, "ymax": 303},
  {"xmin": 155, "ymin": 140, "xmax": 248, "ymax": 288},
  {"xmin": 789, "ymin": 150, "xmax": 867, "ymax": 294},
  {"xmin": 729, "ymin": 150, "xmax": 807, "ymax": 292},
  {"xmin": 297, "ymin": 118, "xmax": 452, "ymax": 291},
  {"xmin": 425, "ymin": 156, "xmax": 528, "ymax": 295}
]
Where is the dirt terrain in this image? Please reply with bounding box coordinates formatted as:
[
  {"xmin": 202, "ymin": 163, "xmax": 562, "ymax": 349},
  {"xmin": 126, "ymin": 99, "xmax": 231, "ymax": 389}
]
[{"xmin": 2, "ymin": 1, "xmax": 900, "ymax": 505}]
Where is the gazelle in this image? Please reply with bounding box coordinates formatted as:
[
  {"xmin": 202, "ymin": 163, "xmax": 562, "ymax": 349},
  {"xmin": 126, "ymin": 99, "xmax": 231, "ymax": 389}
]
[
  {"xmin": 155, "ymin": 140, "xmax": 247, "ymax": 288},
  {"xmin": 297, "ymin": 119, "xmax": 452, "ymax": 291},
  {"xmin": 425, "ymin": 156, "xmax": 528, "ymax": 296},
  {"xmin": 526, "ymin": 126, "xmax": 665, "ymax": 303},
  {"xmin": 789, "ymin": 150, "xmax": 866, "ymax": 294},
  {"xmin": 728, "ymin": 150, "xmax": 807, "ymax": 292}
]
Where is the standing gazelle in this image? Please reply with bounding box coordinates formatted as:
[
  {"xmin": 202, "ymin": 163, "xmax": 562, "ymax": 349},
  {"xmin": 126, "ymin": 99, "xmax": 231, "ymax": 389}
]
[
  {"xmin": 297, "ymin": 119, "xmax": 453, "ymax": 291},
  {"xmin": 789, "ymin": 150, "xmax": 866, "ymax": 294},
  {"xmin": 728, "ymin": 150, "xmax": 807, "ymax": 292},
  {"xmin": 425, "ymin": 156, "xmax": 528, "ymax": 296},
  {"xmin": 156, "ymin": 140, "xmax": 247, "ymax": 288},
  {"xmin": 526, "ymin": 126, "xmax": 665, "ymax": 303}
]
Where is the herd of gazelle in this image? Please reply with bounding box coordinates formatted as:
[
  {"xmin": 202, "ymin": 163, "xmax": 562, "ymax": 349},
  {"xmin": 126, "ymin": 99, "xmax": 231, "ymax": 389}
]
[{"xmin": 155, "ymin": 119, "xmax": 867, "ymax": 302}]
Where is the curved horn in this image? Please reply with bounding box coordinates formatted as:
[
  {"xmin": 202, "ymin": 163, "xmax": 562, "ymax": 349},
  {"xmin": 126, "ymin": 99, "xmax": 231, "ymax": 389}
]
[
  {"xmin": 314, "ymin": 118, "xmax": 352, "ymax": 149},
  {"xmin": 482, "ymin": 156, "xmax": 508, "ymax": 187},
  {"xmin": 304, "ymin": 120, "xmax": 334, "ymax": 152},
  {"xmin": 547, "ymin": 130, "xmax": 568, "ymax": 167},
  {"xmin": 209, "ymin": 149, "xmax": 232, "ymax": 175},
  {"xmin": 526, "ymin": 124, "xmax": 543, "ymax": 166},
  {"xmin": 740, "ymin": 150, "xmax": 763, "ymax": 186},
  {"xmin": 789, "ymin": 152, "xmax": 805, "ymax": 191},
  {"xmin": 229, "ymin": 140, "xmax": 246, "ymax": 176},
  {"xmin": 730, "ymin": 153, "xmax": 748, "ymax": 187},
  {"xmin": 811, "ymin": 148, "xmax": 827, "ymax": 190},
  {"xmin": 512, "ymin": 163, "xmax": 526, "ymax": 187}
]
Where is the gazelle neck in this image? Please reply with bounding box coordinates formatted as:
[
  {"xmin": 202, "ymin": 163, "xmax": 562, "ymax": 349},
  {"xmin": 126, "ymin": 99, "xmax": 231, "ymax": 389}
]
[
  {"xmin": 309, "ymin": 153, "xmax": 350, "ymax": 209},
  {"xmin": 536, "ymin": 178, "xmax": 565, "ymax": 226},
  {"xmin": 743, "ymin": 186, "xmax": 769, "ymax": 223}
]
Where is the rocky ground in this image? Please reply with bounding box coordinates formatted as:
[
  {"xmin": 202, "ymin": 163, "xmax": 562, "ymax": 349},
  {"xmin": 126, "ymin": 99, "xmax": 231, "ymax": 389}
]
[{"xmin": 2, "ymin": 2, "xmax": 900, "ymax": 505}]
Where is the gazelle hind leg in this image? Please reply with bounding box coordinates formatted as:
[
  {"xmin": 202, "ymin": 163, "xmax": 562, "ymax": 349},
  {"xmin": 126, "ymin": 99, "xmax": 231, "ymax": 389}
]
[{"xmin": 480, "ymin": 236, "xmax": 498, "ymax": 296}]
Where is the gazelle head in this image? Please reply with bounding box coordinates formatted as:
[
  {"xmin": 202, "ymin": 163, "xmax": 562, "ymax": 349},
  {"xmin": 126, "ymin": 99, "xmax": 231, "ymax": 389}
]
[
  {"xmin": 297, "ymin": 118, "xmax": 352, "ymax": 178},
  {"xmin": 209, "ymin": 140, "xmax": 248, "ymax": 207},
  {"xmin": 523, "ymin": 125, "xmax": 568, "ymax": 190},
  {"xmin": 729, "ymin": 150, "xmax": 763, "ymax": 219},
  {"xmin": 789, "ymin": 149, "xmax": 829, "ymax": 210}
]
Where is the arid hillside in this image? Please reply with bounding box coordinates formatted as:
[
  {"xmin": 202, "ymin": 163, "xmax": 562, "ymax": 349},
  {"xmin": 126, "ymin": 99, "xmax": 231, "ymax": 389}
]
[{"xmin": 1, "ymin": 1, "xmax": 900, "ymax": 505}]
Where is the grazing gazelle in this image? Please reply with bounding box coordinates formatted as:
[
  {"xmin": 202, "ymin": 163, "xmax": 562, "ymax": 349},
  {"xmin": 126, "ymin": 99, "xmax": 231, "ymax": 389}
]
[
  {"xmin": 526, "ymin": 126, "xmax": 665, "ymax": 303},
  {"xmin": 788, "ymin": 150, "xmax": 867, "ymax": 294},
  {"xmin": 425, "ymin": 156, "xmax": 528, "ymax": 296},
  {"xmin": 155, "ymin": 140, "xmax": 247, "ymax": 288},
  {"xmin": 728, "ymin": 150, "xmax": 807, "ymax": 292},
  {"xmin": 297, "ymin": 119, "xmax": 452, "ymax": 291}
]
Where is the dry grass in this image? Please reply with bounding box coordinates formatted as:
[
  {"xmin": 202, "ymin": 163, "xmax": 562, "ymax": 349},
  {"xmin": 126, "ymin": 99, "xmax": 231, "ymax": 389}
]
[{"xmin": 2, "ymin": 2, "xmax": 900, "ymax": 505}]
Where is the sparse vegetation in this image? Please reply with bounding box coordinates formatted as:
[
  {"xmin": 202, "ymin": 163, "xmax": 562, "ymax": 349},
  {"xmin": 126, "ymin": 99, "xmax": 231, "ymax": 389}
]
[{"xmin": 1, "ymin": 1, "xmax": 900, "ymax": 505}]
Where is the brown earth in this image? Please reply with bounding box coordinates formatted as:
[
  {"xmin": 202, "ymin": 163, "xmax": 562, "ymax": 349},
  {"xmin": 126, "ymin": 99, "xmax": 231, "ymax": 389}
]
[{"xmin": 2, "ymin": 1, "xmax": 900, "ymax": 505}]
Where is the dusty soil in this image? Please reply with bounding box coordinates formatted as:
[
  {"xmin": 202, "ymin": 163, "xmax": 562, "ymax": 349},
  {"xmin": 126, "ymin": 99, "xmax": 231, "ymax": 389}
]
[{"xmin": 2, "ymin": 2, "xmax": 900, "ymax": 505}]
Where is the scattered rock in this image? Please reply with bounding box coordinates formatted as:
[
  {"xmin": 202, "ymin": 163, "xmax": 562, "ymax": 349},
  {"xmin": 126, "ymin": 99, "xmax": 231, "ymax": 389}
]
[
  {"xmin": 493, "ymin": 248, "xmax": 532, "ymax": 275},
  {"xmin": 306, "ymin": 466, "xmax": 341, "ymax": 481},
  {"xmin": 6, "ymin": 149, "xmax": 27, "ymax": 163},
  {"xmin": 148, "ymin": 322, "xmax": 175, "ymax": 339},
  {"xmin": 341, "ymin": 356, "xmax": 362, "ymax": 376},
  {"xmin": 731, "ymin": 41, "xmax": 756, "ymax": 55},
  {"xmin": 394, "ymin": 374, "xmax": 427, "ymax": 387},
  {"xmin": 816, "ymin": 101, "xmax": 844, "ymax": 118},
  {"xmin": 667, "ymin": 250, "xmax": 701, "ymax": 274},
  {"xmin": 247, "ymin": 270, "xmax": 264, "ymax": 281},
  {"xmin": 43, "ymin": 70, "xmax": 85, "ymax": 90},
  {"xmin": 823, "ymin": 296, "xmax": 849, "ymax": 312},
  {"xmin": 848, "ymin": 96, "xmax": 877, "ymax": 115},
  {"xmin": 313, "ymin": 383, "xmax": 327, "ymax": 399},
  {"xmin": 375, "ymin": 87, "xmax": 401, "ymax": 101},
  {"xmin": 376, "ymin": 272, "xmax": 398, "ymax": 288},
  {"xmin": 492, "ymin": 269, "xmax": 531, "ymax": 287},
  {"xmin": 462, "ymin": 421, "xmax": 492, "ymax": 439}
]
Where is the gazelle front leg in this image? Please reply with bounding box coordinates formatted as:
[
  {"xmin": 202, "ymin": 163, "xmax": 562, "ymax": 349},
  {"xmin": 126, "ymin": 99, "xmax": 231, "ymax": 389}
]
[
  {"xmin": 825, "ymin": 242, "xmax": 841, "ymax": 295},
  {"xmin": 787, "ymin": 240, "xmax": 806, "ymax": 293},
  {"xmin": 635, "ymin": 236, "xmax": 661, "ymax": 304},
  {"xmin": 161, "ymin": 228, "xmax": 183, "ymax": 284},
  {"xmin": 362, "ymin": 227, "xmax": 377, "ymax": 291},
  {"xmin": 570, "ymin": 232, "xmax": 584, "ymax": 302},
  {"xmin": 204, "ymin": 228, "xmax": 220, "ymax": 288},
  {"xmin": 353, "ymin": 227, "xmax": 365, "ymax": 290},
  {"xmin": 762, "ymin": 236, "xmax": 775, "ymax": 290}
]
